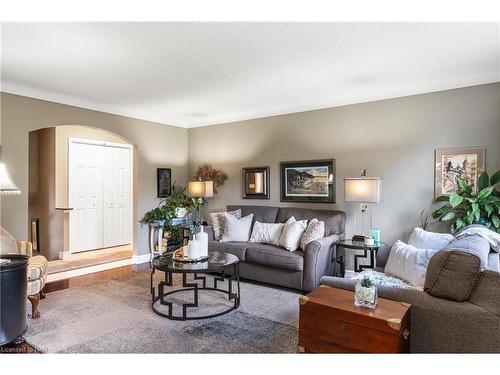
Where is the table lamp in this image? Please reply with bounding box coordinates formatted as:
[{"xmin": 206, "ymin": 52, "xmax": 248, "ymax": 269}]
[
  {"xmin": 0, "ymin": 163, "xmax": 21, "ymax": 195},
  {"xmin": 187, "ymin": 179, "xmax": 214, "ymax": 224},
  {"xmin": 344, "ymin": 169, "xmax": 382, "ymax": 241}
]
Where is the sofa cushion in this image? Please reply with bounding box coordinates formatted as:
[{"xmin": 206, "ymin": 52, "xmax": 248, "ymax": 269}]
[
  {"xmin": 220, "ymin": 213, "xmax": 253, "ymax": 242},
  {"xmin": 246, "ymin": 244, "xmax": 304, "ymax": 271},
  {"xmin": 443, "ymin": 235, "xmax": 490, "ymax": 269},
  {"xmin": 424, "ymin": 250, "xmax": 482, "ymax": 302},
  {"xmin": 226, "ymin": 205, "xmax": 279, "ymax": 227},
  {"xmin": 408, "ymin": 227, "xmax": 454, "ymax": 250},
  {"xmin": 276, "ymin": 207, "xmax": 345, "ymax": 236},
  {"xmin": 208, "ymin": 241, "xmax": 248, "ymax": 261},
  {"xmin": 209, "ymin": 209, "xmax": 241, "ymax": 240}
]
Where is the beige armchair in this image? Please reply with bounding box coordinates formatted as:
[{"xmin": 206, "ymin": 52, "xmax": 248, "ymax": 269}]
[
  {"xmin": 19, "ymin": 241, "xmax": 48, "ymax": 318},
  {"xmin": 0, "ymin": 227, "xmax": 48, "ymax": 318}
]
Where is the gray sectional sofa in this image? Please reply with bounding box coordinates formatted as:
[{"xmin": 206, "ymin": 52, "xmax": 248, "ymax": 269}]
[
  {"xmin": 205, "ymin": 205, "xmax": 346, "ymax": 292},
  {"xmin": 321, "ymin": 240, "xmax": 500, "ymax": 353}
]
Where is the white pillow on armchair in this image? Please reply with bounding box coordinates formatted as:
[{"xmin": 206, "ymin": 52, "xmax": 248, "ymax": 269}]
[
  {"xmin": 408, "ymin": 227, "xmax": 454, "ymax": 250},
  {"xmin": 384, "ymin": 240, "xmax": 438, "ymax": 288}
]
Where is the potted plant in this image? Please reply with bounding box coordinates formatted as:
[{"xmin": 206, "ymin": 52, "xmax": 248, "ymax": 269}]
[
  {"xmin": 354, "ymin": 275, "xmax": 377, "ymax": 309},
  {"xmin": 432, "ymin": 170, "xmax": 500, "ymax": 234},
  {"xmin": 163, "ymin": 183, "xmax": 193, "ymax": 218}
]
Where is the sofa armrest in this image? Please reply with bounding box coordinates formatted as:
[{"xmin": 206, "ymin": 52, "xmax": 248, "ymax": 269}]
[
  {"xmin": 18, "ymin": 241, "xmax": 33, "ymax": 257},
  {"xmin": 303, "ymin": 234, "xmax": 340, "ymax": 292},
  {"xmin": 376, "ymin": 243, "xmax": 392, "ymax": 269},
  {"xmin": 203, "ymin": 226, "xmax": 215, "ymax": 241}
]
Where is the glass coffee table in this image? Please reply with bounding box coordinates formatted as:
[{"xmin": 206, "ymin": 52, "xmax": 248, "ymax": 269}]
[{"xmin": 150, "ymin": 251, "xmax": 240, "ymax": 320}]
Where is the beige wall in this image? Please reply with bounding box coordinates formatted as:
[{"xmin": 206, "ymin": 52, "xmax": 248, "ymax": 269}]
[
  {"xmin": 28, "ymin": 127, "xmax": 61, "ymax": 259},
  {"xmin": 1, "ymin": 93, "xmax": 189, "ymax": 257},
  {"xmin": 189, "ymin": 83, "xmax": 500, "ymax": 245}
]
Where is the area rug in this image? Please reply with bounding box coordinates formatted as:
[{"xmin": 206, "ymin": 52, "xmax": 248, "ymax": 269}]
[{"xmin": 25, "ymin": 269, "xmax": 301, "ymax": 353}]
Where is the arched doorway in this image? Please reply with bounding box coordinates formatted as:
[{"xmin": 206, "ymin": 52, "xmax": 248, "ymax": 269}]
[{"xmin": 28, "ymin": 125, "xmax": 136, "ymax": 262}]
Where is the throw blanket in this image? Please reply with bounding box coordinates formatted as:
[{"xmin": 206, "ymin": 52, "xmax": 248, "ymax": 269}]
[
  {"xmin": 455, "ymin": 224, "xmax": 500, "ymax": 253},
  {"xmin": 350, "ymin": 269, "xmax": 420, "ymax": 290}
]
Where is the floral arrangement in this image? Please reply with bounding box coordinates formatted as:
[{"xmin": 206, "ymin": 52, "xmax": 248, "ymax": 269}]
[{"xmin": 194, "ymin": 164, "xmax": 228, "ymax": 194}]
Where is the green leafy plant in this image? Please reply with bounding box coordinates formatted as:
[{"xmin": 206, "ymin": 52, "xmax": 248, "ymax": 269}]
[
  {"xmin": 432, "ymin": 170, "xmax": 500, "ymax": 234},
  {"xmin": 419, "ymin": 209, "xmax": 436, "ymax": 230},
  {"xmin": 360, "ymin": 276, "xmax": 374, "ymax": 288}
]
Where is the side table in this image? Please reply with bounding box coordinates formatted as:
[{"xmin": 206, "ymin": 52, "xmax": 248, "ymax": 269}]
[{"xmin": 336, "ymin": 239, "xmax": 385, "ymax": 277}]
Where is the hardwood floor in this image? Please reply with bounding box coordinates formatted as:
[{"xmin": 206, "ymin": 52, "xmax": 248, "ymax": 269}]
[
  {"xmin": 44, "ymin": 262, "xmax": 150, "ymax": 293},
  {"xmin": 48, "ymin": 245, "xmax": 133, "ymax": 274}
]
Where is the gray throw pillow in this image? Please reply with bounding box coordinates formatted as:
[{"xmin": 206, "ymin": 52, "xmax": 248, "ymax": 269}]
[{"xmin": 443, "ymin": 235, "xmax": 490, "ymax": 269}]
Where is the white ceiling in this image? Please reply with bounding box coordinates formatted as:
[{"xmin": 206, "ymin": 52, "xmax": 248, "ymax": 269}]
[{"xmin": 1, "ymin": 22, "xmax": 499, "ymax": 128}]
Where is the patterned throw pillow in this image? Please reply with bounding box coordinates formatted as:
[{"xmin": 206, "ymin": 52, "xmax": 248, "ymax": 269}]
[
  {"xmin": 300, "ymin": 218, "xmax": 325, "ymax": 251},
  {"xmin": 249, "ymin": 221, "xmax": 285, "ymax": 245},
  {"xmin": 209, "ymin": 209, "xmax": 242, "ymax": 241}
]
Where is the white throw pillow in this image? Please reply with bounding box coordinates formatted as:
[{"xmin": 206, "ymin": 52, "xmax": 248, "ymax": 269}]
[
  {"xmin": 384, "ymin": 240, "xmax": 438, "ymax": 287},
  {"xmin": 209, "ymin": 209, "xmax": 241, "ymax": 240},
  {"xmin": 278, "ymin": 216, "xmax": 308, "ymax": 251},
  {"xmin": 220, "ymin": 213, "xmax": 254, "ymax": 242},
  {"xmin": 300, "ymin": 218, "xmax": 325, "ymax": 251},
  {"xmin": 249, "ymin": 221, "xmax": 284, "ymax": 245},
  {"xmin": 408, "ymin": 227, "xmax": 454, "ymax": 250}
]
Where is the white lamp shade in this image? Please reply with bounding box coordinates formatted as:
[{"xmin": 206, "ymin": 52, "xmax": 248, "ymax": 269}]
[
  {"xmin": 187, "ymin": 180, "xmax": 214, "ymax": 198},
  {"xmin": 344, "ymin": 178, "xmax": 382, "ymax": 203},
  {"xmin": 0, "ymin": 163, "xmax": 21, "ymax": 195}
]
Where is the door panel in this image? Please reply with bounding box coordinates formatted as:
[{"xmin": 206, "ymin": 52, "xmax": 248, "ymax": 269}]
[
  {"xmin": 102, "ymin": 146, "xmax": 131, "ymax": 248},
  {"xmin": 69, "ymin": 142, "xmax": 103, "ymax": 252}
]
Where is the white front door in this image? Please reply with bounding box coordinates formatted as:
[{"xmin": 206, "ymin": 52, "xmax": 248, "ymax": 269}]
[
  {"xmin": 69, "ymin": 139, "xmax": 132, "ymax": 253},
  {"xmin": 102, "ymin": 145, "xmax": 131, "ymax": 248},
  {"xmin": 69, "ymin": 141, "xmax": 104, "ymax": 252}
]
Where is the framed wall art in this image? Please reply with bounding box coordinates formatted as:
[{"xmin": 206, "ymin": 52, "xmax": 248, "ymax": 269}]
[
  {"xmin": 242, "ymin": 166, "xmax": 270, "ymax": 199},
  {"xmin": 280, "ymin": 159, "xmax": 335, "ymax": 203},
  {"xmin": 157, "ymin": 168, "xmax": 172, "ymax": 198},
  {"xmin": 434, "ymin": 147, "xmax": 485, "ymax": 199}
]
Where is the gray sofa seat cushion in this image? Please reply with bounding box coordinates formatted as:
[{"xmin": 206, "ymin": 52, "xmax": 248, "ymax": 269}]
[
  {"xmin": 245, "ymin": 244, "xmax": 304, "ymax": 271},
  {"xmin": 275, "ymin": 207, "xmax": 346, "ymax": 236},
  {"xmin": 226, "ymin": 205, "xmax": 279, "ymax": 227},
  {"xmin": 424, "ymin": 250, "xmax": 482, "ymax": 302},
  {"xmin": 208, "ymin": 241, "xmax": 248, "ymax": 261}
]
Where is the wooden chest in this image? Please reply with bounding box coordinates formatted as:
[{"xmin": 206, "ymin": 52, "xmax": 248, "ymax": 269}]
[{"xmin": 298, "ymin": 286, "xmax": 410, "ymax": 353}]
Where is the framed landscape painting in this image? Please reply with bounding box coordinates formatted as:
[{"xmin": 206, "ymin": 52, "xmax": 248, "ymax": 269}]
[
  {"xmin": 280, "ymin": 159, "xmax": 335, "ymax": 203},
  {"xmin": 157, "ymin": 168, "xmax": 172, "ymax": 198},
  {"xmin": 434, "ymin": 147, "xmax": 485, "ymax": 199}
]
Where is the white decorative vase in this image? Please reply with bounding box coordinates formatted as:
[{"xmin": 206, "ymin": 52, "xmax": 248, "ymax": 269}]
[
  {"xmin": 195, "ymin": 226, "xmax": 208, "ymax": 258},
  {"xmin": 354, "ymin": 282, "xmax": 378, "ymax": 309},
  {"xmin": 175, "ymin": 207, "xmax": 188, "ymax": 218},
  {"xmin": 186, "ymin": 239, "xmax": 200, "ymax": 259}
]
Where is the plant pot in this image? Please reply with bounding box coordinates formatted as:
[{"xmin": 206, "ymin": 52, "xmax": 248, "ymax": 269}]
[
  {"xmin": 354, "ymin": 283, "xmax": 378, "ymax": 309},
  {"xmin": 175, "ymin": 207, "xmax": 188, "ymax": 218}
]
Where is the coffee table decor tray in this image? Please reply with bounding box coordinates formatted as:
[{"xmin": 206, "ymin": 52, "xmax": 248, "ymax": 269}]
[{"xmin": 172, "ymin": 248, "xmax": 209, "ymax": 263}]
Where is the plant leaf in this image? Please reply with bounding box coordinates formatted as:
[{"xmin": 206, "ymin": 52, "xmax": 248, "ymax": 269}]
[
  {"xmin": 485, "ymin": 204, "xmax": 494, "ymax": 217},
  {"xmin": 441, "ymin": 212, "xmax": 455, "ymax": 221},
  {"xmin": 457, "ymin": 178, "xmax": 472, "ymax": 193},
  {"xmin": 477, "ymin": 171, "xmax": 489, "ymax": 191},
  {"xmin": 471, "ymin": 202, "xmax": 480, "ymax": 213},
  {"xmin": 492, "ymin": 215, "xmax": 500, "ymax": 228},
  {"xmin": 449, "ymin": 192, "xmax": 463, "ymax": 208},
  {"xmin": 477, "ymin": 186, "xmax": 495, "ymax": 200},
  {"xmin": 435, "ymin": 195, "xmax": 450, "ymax": 202},
  {"xmin": 491, "ymin": 170, "xmax": 500, "ymax": 186}
]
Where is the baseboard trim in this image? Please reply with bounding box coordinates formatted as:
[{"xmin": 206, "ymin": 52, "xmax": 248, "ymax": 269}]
[{"xmin": 132, "ymin": 253, "xmax": 151, "ymax": 265}]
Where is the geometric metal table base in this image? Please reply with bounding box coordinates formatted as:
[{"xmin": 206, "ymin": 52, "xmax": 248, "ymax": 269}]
[{"xmin": 151, "ymin": 262, "xmax": 240, "ymax": 320}]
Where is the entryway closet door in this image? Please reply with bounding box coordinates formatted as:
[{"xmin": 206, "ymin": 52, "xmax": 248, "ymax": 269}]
[
  {"xmin": 69, "ymin": 141, "xmax": 104, "ymax": 253},
  {"xmin": 102, "ymin": 145, "xmax": 132, "ymax": 248}
]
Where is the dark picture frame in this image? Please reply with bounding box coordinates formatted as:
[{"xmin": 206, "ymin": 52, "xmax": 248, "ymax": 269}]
[
  {"xmin": 242, "ymin": 166, "xmax": 270, "ymax": 199},
  {"xmin": 280, "ymin": 159, "xmax": 335, "ymax": 203},
  {"xmin": 157, "ymin": 168, "xmax": 172, "ymax": 198},
  {"xmin": 31, "ymin": 218, "xmax": 40, "ymax": 253}
]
